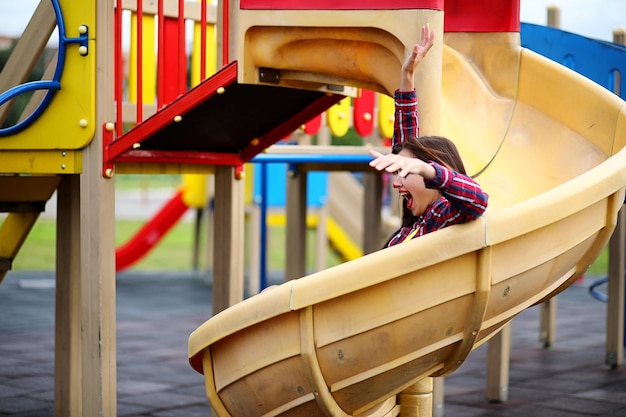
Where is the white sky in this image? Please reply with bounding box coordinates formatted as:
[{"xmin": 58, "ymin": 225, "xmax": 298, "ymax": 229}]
[
  {"xmin": 0, "ymin": 0, "xmax": 624, "ymax": 42},
  {"xmin": 520, "ymin": 0, "xmax": 625, "ymax": 42}
]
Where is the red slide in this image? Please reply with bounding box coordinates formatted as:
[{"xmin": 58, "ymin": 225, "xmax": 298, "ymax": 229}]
[{"xmin": 115, "ymin": 189, "xmax": 189, "ymax": 272}]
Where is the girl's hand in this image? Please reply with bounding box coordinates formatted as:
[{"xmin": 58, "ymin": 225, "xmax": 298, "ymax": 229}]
[
  {"xmin": 368, "ymin": 149, "xmax": 435, "ymax": 179},
  {"xmin": 399, "ymin": 23, "xmax": 434, "ymax": 91},
  {"xmin": 401, "ymin": 23, "xmax": 434, "ymax": 77}
]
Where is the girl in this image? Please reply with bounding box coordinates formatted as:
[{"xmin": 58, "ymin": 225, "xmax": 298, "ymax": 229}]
[{"xmin": 369, "ymin": 23, "xmax": 489, "ymax": 247}]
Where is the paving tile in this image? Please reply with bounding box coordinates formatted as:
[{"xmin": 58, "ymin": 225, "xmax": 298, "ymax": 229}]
[
  {"xmin": 120, "ymin": 390, "xmax": 207, "ymax": 409},
  {"xmin": 151, "ymin": 403, "xmax": 212, "ymax": 417},
  {"xmin": 538, "ymin": 395, "xmax": 626, "ymax": 415},
  {"xmin": 9, "ymin": 375, "xmax": 54, "ymax": 391},
  {"xmin": 602, "ymin": 406, "xmax": 626, "ymax": 417},
  {"xmin": 117, "ymin": 379, "xmax": 174, "ymax": 396},
  {"xmin": 0, "ymin": 382, "xmax": 36, "ymax": 398},
  {"xmin": 0, "ymin": 396, "xmax": 53, "ymax": 414},
  {"xmin": 117, "ymin": 400, "xmax": 157, "ymax": 417},
  {"xmin": 1, "ymin": 408, "xmax": 56, "ymax": 417},
  {"xmin": 575, "ymin": 388, "xmax": 626, "ymax": 405}
]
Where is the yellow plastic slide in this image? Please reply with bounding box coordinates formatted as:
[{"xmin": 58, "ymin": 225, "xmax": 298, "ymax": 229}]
[{"xmin": 188, "ymin": 33, "xmax": 626, "ymax": 416}]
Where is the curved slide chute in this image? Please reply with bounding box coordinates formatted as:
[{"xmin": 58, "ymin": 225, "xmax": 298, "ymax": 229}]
[
  {"xmin": 115, "ymin": 174, "xmax": 207, "ymax": 272},
  {"xmin": 188, "ymin": 19, "xmax": 626, "ymax": 417},
  {"xmin": 115, "ymin": 189, "xmax": 189, "ymax": 272}
]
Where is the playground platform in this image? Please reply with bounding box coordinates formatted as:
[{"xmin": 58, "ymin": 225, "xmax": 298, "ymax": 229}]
[{"xmin": 1, "ymin": 270, "xmax": 624, "ymax": 417}]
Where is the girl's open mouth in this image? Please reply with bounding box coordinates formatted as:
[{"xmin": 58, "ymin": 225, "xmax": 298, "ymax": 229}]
[{"xmin": 401, "ymin": 192, "xmax": 414, "ymax": 211}]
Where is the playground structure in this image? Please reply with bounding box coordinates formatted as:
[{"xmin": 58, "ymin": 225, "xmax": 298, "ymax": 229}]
[{"xmin": 0, "ymin": 1, "xmax": 625, "ymax": 417}]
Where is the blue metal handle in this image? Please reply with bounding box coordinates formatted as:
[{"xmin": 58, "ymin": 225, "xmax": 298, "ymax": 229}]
[{"xmin": 0, "ymin": 0, "xmax": 89, "ymax": 137}]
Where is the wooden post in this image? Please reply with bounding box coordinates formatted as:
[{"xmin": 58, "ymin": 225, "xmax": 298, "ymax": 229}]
[
  {"xmin": 316, "ymin": 203, "xmax": 329, "ymax": 272},
  {"xmin": 247, "ymin": 203, "xmax": 261, "ymax": 294},
  {"xmin": 52, "ymin": 0, "xmax": 118, "ymax": 413},
  {"xmin": 55, "ymin": 175, "xmax": 83, "ymax": 416},
  {"xmin": 204, "ymin": 175, "xmax": 215, "ymax": 285},
  {"xmin": 486, "ymin": 323, "xmax": 511, "ymax": 402},
  {"xmin": 547, "ymin": 6, "xmax": 561, "ymax": 28},
  {"xmin": 362, "ymin": 171, "xmax": 382, "ymax": 255},
  {"xmin": 286, "ymin": 166, "xmax": 307, "ymax": 281},
  {"xmin": 213, "ymin": 166, "xmax": 245, "ymax": 314},
  {"xmin": 606, "ymin": 204, "xmax": 625, "ymax": 368},
  {"xmin": 432, "ymin": 377, "xmax": 445, "ymax": 417},
  {"xmin": 540, "ymin": 297, "xmax": 557, "ymax": 348},
  {"xmin": 192, "ymin": 208, "xmax": 204, "ymax": 271},
  {"xmin": 613, "ymin": 29, "xmax": 624, "ymax": 96},
  {"xmin": 604, "ymin": 30, "xmax": 624, "ymax": 370},
  {"xmin": 614, "ymin": 28, "xmax": 626, "ymax": 46}
]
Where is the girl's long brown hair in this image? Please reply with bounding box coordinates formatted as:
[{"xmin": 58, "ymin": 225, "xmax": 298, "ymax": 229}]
[{"xmin": 390, "ymin": 135, "xmax": 467, "ymax": 233}]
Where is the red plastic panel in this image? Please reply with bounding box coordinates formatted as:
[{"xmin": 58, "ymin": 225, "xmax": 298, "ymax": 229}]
[
  {"xmin": 353, "ymin": 90, "xmax": 375, "ymax": 137},
  {"xmin": 303, "ymin": 114, "xmax": 322, "ymax": 136},
  {"xmin": 115, "ymin": 189, "xmax": 189, "ymax": 272},
  {"xmin": 241, "ymin": 0, "xmax": 443, "ymax": 10},
  {"xmin": 444, "ymin": 0, "xmax": 520, "ymax": 33}
]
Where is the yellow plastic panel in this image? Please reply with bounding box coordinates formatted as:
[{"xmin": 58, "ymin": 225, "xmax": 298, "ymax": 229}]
[
  {"xmin": 0, "ymin": 0, "xmax": 95, "ymax": 152},
  {"xmin": 182, "ymin": 174, "xmax": 208, "ymax": 208},
  {"xmin": 129, "ymin": 12, "xmax": 157, "ymax": 105},
  {"xmin": 191, "ymin": 0, "xmax": 217, "ymax": 87},
  {"xmin": 0, "ymin": 150, "xmax": 81, "ymax": 174},
  {"xmin": 327, "ymin": 97, "xmax": 351, "ymax": 137},
  {"xmin": 377, "ymin": 94, "xmax": 394, "ymax": 140}
]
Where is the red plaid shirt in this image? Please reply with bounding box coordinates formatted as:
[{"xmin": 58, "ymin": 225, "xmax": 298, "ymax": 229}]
[{"xmin": 386, "ymin": 90, "xmax": 489, "ymax": 247}]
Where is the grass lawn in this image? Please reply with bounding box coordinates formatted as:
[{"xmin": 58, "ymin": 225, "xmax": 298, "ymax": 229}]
[{"xmin": 11, "ymin": 216, "xmax": 344, "ymax": 273}]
